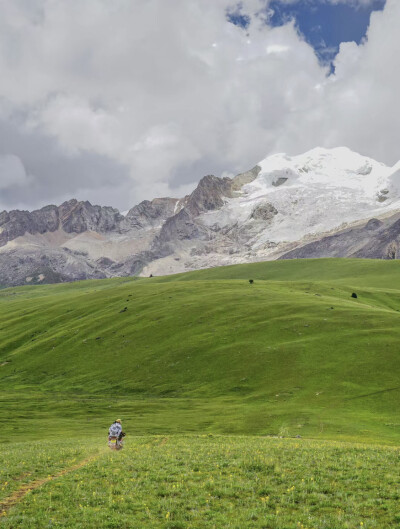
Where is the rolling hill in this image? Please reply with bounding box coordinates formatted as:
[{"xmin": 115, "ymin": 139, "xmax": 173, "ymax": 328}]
[{"xmin": 1, "ymin": 258, "xmax": 400, "ymax": 443}]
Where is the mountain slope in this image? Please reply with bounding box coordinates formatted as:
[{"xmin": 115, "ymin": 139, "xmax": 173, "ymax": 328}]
[
  {"xmin": 1, "ymin": 259, "xmax": 400, "ymax": 442},
  {"xmin": 281, "ymin": 212, "xmax": 400, "ymax": 260},
  {"xmin": 2, "ymin": 147, "xmax": 400, "ymax": 285}
]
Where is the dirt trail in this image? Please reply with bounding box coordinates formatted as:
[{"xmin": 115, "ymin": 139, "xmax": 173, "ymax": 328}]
[{"xmin": 0, "ymin": 451, "xmax": 102, "ymax": 518}]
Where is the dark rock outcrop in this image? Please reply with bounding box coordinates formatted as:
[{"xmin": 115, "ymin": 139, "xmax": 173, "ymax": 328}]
[
  {"xmin": 0, "ymin": 205, "xmax": 59, "ymax": 246},
  {"xmin": 0, "ymin": 200, "xmax": 124, "ymax": 246},
  {"xmin": 365, "ymin": 218, "xmax": 383, "ymax": 231},
  {"xmin": 251, "ymin": 202, "xmax": 278, "ymax": 221},
  {"xmin": 126, "ymin": 198, "xmax": 179, "ymax": 229},
  {"xmin": 185, "ymin": 175, "xmax": 233, "ymax": 216},
  {"xmin": 0, "ymin": 247, "xmax": 106, "ymax": 286},
  {"xmin": 59, "ymin": 200, "xmax": 123, "ymax": 233},
  {"xmin": 280, "ymin": 213, "xmax": 400, "ymax": 260},
  {"xmin": 150, "ymin": 173, "xmax": 238, "ymax": 258},
  {"xmin": 152, "ymin": 209, "xmax": 209, "ymax": 257}
]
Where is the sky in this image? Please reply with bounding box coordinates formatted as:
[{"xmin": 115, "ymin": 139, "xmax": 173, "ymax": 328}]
[
  {"xmin": 266, "ymin": 0, "xmax": 386, "ymax": 69},
  {"xmin": 0, "ymin": 0, "xmax": 397, "ymax": 212}
]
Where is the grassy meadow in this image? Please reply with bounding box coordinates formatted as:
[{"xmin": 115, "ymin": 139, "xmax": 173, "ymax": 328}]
[
  {"xmin": 1, "ymin": 258, "xmax": 400, "ymax": 527},
  {"xmin": 2, "ymin": 436, "xmax": 400, "ymax": 528}
]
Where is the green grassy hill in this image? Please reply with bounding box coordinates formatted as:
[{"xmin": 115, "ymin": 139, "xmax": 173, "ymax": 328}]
[{"xmin": 1, "ymin": 258, "xmax": 400, "ymax": 442}]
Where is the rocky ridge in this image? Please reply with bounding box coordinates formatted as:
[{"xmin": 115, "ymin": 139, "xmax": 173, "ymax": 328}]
[
  {"xmin": 280, "ymin": 212, "xmax": 400, "ymax": 260},
  {"xmin": 2, "ymin": 147, "xmax": 400, "ymax": 286}
]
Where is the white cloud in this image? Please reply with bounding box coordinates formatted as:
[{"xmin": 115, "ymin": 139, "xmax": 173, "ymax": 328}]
[
  {"xmin": 0, "ymin": 0, "xmax": 396, "ymax": 212},
  {"xmin": 266, "ymin": 44, "xmax": 290, "ymax": 54}
]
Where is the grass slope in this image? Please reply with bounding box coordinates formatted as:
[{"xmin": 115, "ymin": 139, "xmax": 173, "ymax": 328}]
[{"xmin": 1, "ymin": 258, "xmax": 400, "ymax": 442}]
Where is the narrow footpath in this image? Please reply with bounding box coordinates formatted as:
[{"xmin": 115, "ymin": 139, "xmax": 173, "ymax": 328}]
[{"xmin": 0, "ymin": 452, "xmax": 101, "ymax": 518}]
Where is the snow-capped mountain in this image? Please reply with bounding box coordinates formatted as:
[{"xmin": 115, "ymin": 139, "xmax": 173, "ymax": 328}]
[
  {"xmin": 201, "ymin": 147, "xmax": 400, "ymax": 245},
  {"xmin": 1, "ymin": 146, "xmax": 400, "ymax": 286}
]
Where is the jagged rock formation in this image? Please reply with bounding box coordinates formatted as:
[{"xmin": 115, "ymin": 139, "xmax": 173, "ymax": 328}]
[
  {"xmin": 0, "ymin": 197, "xmax": 174, "ymax": 285},
  {"xmin": 184, "ymin": 174, "xmax": 234, "ymax": 215},
  {"xmin": 0, "ymin": 200, "xmax": 125, "ymax": 247},
  {"xmin": 153, "ymin": 209, "xmax": 209, "ymax": 257},
  {"xmin": 126, "ymin": 198, "xmax": 179, "ymax": 229},
  {"xmin": 2, "ymin": 147, "xmax": 400, "ymax": 286},
  {"xmin": 0, "ymin": 206, "xmax": 59, "ymax": 246},
  {"xmin": 59, "ymin": 200, "xmax": 123, "ymax": 233}
]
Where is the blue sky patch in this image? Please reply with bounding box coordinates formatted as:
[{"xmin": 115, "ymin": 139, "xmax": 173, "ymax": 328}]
[
  {"xmin": 227, "ymin": 8, "xmax": 251, "ymax": 29},
  {"xmin": 228, "ymin": 0, "xmax": 386, "ymax": 72}
]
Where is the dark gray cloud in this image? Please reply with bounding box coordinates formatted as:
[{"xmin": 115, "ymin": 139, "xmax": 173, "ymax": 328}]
[
  {"xmin": 0, "ymin": 0, "xmax": 398, "ymax": 213},
  {"xmin": 0, "ymin": 113, "xmax": 131, "ymax": 211}
]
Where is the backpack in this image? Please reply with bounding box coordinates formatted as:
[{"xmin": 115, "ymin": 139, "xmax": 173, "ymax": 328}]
[{"xmin": 109, "ymin": 423, "xmax": 121, "ymax": 437}]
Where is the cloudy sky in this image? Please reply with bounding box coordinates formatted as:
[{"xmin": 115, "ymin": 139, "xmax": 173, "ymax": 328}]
[{"xmin": 0, "ymin": 0, "xmax": 397, "ymax": 212}]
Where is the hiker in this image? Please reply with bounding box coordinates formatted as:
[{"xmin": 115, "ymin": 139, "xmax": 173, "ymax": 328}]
[{"xmin": 109, "ymin": 419, "xmax": 124, "ymax": 441}]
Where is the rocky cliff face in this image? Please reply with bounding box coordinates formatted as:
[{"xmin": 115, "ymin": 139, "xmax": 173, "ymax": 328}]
[
  {"xmin": 185, "ymin": 174, "xmax": 234, "ymax": 216},
  {"xmin": 126, "ymin": 198, "xmax": 179, "ymax": 229},
  {"xmin": 2, "ymin": 147, "xmax": 400, "ymax": 286},
  {"xmin": 0, "ymin": 205, "xmax": 59, "ymax": 246},
  {"xmin": 0, "ymin": 200, "xmax": 125, "ymax": 247},
  {"xmin": 59, "ymin": 199, "xmax": 123, "ymax": 234},
  {"xmin": 153, "ymin": 209, "xmax": 209, "ymax": 258}
]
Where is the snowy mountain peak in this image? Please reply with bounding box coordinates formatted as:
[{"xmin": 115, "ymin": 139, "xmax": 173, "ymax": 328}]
[
  {"xmin": 255, "ymin": 146, "xmax": 391, "ymax": 194},
  {"xmin": 201, "ymin": 147, "xmax": 400, "ymax": 247}
]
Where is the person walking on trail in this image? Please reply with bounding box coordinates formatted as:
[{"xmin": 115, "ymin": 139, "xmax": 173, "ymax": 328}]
[{"xmin": 109, "ymin": 419, "xmax": 124, "ymax": 440}]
